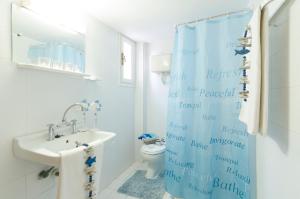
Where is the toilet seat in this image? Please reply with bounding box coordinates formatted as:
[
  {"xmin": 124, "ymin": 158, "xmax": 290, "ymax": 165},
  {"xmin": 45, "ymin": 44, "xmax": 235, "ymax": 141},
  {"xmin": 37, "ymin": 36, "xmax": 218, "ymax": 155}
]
[{"xmin": 141, "ymin": 144, "xmax": 166, "ymax": 155}]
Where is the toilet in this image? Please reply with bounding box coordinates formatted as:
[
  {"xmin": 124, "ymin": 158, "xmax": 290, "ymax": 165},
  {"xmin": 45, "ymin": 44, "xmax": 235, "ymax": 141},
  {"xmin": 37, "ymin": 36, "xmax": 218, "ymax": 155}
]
[{"xmin": 140, "ymin": 144, "xmax": 166, "ymax": 179}]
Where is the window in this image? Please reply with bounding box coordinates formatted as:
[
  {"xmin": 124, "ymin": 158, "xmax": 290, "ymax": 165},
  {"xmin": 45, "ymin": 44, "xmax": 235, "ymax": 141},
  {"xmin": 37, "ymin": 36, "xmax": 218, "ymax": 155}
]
[{"xmin": 120, "ymin": 36, "xmax": 136, "ymax": 85}]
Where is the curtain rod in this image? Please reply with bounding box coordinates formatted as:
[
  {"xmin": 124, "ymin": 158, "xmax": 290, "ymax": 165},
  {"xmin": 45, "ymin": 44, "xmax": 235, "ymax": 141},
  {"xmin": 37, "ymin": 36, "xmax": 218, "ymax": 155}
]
[
  {"xmin": 176, "ymin": 9, "xmax": 250, "ymax": 27},
  {"xmin": 175, "ymin": 0, "xmax": 281, "ymax": 28}
]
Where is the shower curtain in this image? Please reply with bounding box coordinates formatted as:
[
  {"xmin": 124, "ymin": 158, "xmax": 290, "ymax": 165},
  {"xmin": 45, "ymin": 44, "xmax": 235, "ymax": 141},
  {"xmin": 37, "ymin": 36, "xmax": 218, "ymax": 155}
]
[{"xmin": 165, "ymin": 11, "xmax": 256, "ymax": 199}]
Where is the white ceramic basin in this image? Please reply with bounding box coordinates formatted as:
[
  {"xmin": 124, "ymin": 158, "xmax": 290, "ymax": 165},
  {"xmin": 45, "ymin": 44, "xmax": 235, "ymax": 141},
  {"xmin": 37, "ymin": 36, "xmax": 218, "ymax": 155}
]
[{"xmin": 13, "ymin": 129, "xmax": 116, "ymax": 166}]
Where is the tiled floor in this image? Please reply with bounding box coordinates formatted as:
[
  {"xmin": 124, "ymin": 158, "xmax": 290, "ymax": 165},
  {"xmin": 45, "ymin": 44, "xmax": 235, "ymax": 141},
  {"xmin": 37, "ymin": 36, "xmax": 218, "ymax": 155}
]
[{"xmin": 98, "ymin": 162, "xmax": 146, "ymax": 199}]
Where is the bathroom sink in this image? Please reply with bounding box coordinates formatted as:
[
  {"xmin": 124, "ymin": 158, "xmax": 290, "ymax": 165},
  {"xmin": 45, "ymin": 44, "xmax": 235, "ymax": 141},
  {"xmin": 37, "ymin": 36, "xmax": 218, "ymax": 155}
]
[{"xmin": 13, "ymin": 129, "xmax": 116, "ymax": 166}]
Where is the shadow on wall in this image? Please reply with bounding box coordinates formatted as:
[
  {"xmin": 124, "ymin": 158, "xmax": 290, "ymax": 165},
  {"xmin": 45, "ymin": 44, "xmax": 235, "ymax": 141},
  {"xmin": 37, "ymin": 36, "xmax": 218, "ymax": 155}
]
[{"xmin": 268, "ymin": 0, "xmax": 296, "ymax": 154}]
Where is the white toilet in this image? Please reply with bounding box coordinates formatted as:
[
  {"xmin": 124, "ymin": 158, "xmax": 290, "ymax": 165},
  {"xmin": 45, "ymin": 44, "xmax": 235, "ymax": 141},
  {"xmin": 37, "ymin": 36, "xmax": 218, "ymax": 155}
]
[{"xmin": 141, "ymin": 144, "xmax": 166, "ymax": 179}]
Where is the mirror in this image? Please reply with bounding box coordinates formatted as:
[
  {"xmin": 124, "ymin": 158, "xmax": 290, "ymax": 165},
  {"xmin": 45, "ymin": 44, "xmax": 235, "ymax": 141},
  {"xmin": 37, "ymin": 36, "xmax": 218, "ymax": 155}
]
[{"xmin": 12, "ymin": 4, "xmax": 86, "ymax": 73}]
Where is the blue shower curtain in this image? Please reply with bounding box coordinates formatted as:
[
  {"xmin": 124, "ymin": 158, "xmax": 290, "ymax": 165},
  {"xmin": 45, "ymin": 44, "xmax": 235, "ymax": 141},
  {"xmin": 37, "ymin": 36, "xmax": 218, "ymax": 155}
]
[{"xmin": 165, "ymin": 12, "xmax": 256, "ymax": 199}]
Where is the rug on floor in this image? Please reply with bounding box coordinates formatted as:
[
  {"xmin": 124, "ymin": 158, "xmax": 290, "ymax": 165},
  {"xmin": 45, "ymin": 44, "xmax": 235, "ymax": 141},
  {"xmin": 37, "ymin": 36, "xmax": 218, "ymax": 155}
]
[{"xmin": 117, "ymin": 170, "xmax": 165, "ymax": 199}]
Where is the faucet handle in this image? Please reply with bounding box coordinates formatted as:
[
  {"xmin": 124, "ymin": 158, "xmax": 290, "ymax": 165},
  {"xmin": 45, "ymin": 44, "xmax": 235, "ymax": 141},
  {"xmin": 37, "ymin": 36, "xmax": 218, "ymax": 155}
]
[
  {"xmin": 70, "ymin": 119, "xmax": 78, "ymax": 134},
  {"xmin": 47, "ymin": 123, "xmax": 56, "ymax": 131},
  {"xmin": 47, "ymin": 123, "xmax": 56, "ymax": 141}
]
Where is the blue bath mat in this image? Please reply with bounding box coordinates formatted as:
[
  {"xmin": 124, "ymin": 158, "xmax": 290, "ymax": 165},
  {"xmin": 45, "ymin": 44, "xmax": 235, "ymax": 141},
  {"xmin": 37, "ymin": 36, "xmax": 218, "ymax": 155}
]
[{"xmin": 117, "ymin": 170, "xmax": 165, "ymax": 199}]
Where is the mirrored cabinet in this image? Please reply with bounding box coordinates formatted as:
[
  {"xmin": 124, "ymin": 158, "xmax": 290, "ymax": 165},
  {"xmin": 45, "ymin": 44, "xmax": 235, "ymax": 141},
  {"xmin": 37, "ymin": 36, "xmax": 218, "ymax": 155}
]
[{"xmin": 11, "ymin": 3, "xmax": 92, "ymax": 78}]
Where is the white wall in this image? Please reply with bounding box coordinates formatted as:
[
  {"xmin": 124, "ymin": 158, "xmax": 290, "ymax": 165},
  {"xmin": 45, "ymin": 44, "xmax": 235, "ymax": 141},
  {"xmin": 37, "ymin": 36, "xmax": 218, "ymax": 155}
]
[
  {"xmin": 0, "ymin": 1, "xmax": 135, "ymax": 198},
  {"xmin": 132, "ymin": 38, "xmax": 172, "ymax": 161},
  {"xmin": 134, "ymin": 42, "xmax": 149, "ymax": 160},
  {"xmin": 145, "ymin": 39, "xmax": 173, "ymax": 138},
  {"xmin": 256, "ymin": 0, "xmax": 300, "ymax": 198}
]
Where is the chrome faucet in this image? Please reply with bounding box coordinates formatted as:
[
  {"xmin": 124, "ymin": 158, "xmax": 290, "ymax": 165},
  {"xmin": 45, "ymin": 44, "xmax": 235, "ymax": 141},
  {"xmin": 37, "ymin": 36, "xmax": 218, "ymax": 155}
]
[
  {"xmin": 61, "ymin": 101, "xmax": 89, "ymax": 134},
  {"xmin": 47, "ymin": 101, "xmax": 90, "ymax": 141},
  {"xmin": 62, "ymin": 103, "xmax": 87, "ymax": 123}
]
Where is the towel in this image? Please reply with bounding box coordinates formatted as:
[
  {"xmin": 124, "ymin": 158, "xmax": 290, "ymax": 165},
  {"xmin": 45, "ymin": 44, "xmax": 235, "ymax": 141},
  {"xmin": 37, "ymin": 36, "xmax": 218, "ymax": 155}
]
[
  {"xmin": 239, "ymin": 5, "xmax": 269, "ymax": 135},
  {"xmin": 57, "ymin": 143, "xmax": 103, "ymax": 199},
  {"xmin": 259, "ymin": 2, "xmax": 271, "ymax": 135},
  {"xmin": 239, "ymin": 0, "xmax": 287, "ymax": 135}
]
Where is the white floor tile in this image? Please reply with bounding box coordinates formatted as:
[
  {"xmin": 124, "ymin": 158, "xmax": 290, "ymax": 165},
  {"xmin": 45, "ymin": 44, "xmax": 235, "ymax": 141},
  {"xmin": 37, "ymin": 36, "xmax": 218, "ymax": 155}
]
[
  {"xmin": 108, "ymin": 192, "xmax": 128, "ymax": 199},
  {"xmin": 99, "ymin": 162, "xmax": 145, "ymax": 198},
  {"xmin": 97, "ymin": 188, "xmax": 113, "ymax": 199}
]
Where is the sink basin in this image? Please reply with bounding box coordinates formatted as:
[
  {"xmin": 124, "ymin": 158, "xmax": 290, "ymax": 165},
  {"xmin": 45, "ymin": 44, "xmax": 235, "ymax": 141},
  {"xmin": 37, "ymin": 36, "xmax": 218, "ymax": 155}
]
[{"xmin": 13, "ymin": 129, "xmax": 116, "ymax": 166}]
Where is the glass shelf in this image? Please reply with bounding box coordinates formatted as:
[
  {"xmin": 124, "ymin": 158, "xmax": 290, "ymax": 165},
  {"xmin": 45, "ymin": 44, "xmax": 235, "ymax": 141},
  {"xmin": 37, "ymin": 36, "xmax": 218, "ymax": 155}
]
[{"xmin": 16, "ymin": 63, "xmax": 101, "ymax": 81}]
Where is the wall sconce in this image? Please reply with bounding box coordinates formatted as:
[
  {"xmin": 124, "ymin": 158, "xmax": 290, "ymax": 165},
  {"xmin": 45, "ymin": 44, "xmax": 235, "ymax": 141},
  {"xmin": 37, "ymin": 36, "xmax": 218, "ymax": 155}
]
[{"xmin": 150, "ymin": 54, "xmax": 172, "ymax": 85}]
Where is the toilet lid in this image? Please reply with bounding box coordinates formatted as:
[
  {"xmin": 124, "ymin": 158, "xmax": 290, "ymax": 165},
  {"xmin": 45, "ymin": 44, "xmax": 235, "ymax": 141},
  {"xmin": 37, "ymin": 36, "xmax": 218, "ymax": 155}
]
[{"xmin": 141, "ymin": 144, "xmax": 166, "ymax": 155}]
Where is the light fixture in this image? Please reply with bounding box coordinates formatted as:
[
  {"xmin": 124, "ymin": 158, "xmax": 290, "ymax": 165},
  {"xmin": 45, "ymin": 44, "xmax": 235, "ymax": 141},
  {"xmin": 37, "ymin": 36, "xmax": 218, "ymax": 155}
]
[{"xmin": 151, "ymin": 54, "xmax": 172, "ymax": 84}]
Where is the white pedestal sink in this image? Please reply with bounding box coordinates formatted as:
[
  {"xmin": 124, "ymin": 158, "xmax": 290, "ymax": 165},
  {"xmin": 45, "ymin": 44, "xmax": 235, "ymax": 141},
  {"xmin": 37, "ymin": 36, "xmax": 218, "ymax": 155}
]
[{"xmin": 13, "ymin": 129, "xmax": 116, "ymax": 166}]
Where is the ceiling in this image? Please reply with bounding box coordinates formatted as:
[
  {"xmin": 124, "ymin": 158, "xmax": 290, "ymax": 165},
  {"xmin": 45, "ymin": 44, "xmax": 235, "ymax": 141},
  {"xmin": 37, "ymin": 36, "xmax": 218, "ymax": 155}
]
[{"xmin": 86, "ymin": 0, "xmax": 250, "ymax": 43}]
